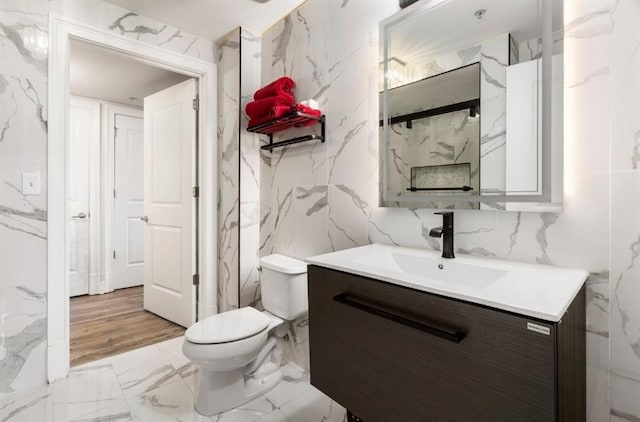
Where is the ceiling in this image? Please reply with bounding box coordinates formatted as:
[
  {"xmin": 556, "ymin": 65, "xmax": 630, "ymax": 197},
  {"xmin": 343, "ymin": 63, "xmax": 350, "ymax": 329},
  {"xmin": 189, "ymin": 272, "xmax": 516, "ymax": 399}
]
[
  {"xmin": 104, "ymin": 0, "xmax": 308, "ymax": 41},
  {"xmin": 70, "ymin": 38, "xmax": 190, "ymax": 106},
  {"xmin": 387, "ymin": 0, "xmax": 563, "ymax": 64}
]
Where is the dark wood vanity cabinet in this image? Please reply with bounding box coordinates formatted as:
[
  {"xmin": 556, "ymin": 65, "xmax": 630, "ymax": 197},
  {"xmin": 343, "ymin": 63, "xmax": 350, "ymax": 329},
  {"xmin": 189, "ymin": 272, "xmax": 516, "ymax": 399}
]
[{"xmin": 308, "ymin": 265, "xmax": 585, "ymax": 422}]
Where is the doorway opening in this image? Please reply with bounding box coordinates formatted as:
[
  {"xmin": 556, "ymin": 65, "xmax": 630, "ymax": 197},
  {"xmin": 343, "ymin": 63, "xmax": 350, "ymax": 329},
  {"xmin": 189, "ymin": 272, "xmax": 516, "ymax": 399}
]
[
  {"xmin": 49, "ymin": 16, "xmax": 217, "ymax": 382},
  {"xmin": 67, "ymin": 38, "xmax": 198, "ymax": 367}
]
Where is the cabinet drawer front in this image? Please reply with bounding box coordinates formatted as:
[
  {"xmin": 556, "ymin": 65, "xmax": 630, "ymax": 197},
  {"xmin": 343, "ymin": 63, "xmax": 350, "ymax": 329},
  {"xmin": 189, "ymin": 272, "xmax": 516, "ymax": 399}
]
[{"xmin": 309, "ymin": 266, "xmax": 556, "ymax": 422}]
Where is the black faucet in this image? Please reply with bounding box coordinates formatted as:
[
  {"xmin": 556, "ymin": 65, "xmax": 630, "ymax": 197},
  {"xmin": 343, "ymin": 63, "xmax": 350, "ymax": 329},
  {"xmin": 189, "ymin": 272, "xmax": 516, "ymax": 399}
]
[{"xmin": 429, "ymin": 211, "xmax": 455, "ymax": 259}]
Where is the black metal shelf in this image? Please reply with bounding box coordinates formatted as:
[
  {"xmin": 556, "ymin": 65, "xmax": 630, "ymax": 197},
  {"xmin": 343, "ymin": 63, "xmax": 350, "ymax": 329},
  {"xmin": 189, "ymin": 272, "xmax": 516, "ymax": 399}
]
[
  {"xmin": 247, "ymin": 112, "xmax": 325, "ymax": 152},
  {"xmin": 379, "ymin": 99, "xmax": 480, "ymax": 128},
  {"xmin": 407, "ymin": 186, "xmax": 474, "ymax": 192}
]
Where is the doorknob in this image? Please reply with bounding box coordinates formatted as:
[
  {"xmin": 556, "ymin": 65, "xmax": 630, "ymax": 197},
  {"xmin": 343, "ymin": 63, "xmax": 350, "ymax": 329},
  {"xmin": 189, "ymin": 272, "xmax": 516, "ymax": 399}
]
[
  {"xmin": 140, "ymin": 216, "xmax": 149, "ymax": 223},
  {"xmin": 71, "ymin": 212, "xmax": 87, "ymax": 219}
]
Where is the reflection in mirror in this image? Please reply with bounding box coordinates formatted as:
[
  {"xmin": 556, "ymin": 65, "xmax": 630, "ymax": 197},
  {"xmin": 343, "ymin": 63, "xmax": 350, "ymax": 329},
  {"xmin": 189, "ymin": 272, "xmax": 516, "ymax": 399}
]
[
  {"xmin": 379, "ymin": 0, "xmax": 564, "ymax": 210},
  {"xmin": 382, "ymin": 64, "xmax": 481, "ymax": 207}
]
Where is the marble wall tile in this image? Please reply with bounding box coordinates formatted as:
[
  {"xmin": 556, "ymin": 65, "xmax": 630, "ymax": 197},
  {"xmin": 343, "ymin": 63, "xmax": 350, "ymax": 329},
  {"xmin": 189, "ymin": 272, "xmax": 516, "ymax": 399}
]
[
  {"xmin": 587, "ymin": 365, "xmax": 610, "ymax": 422},
  {"xmin": 263, "ymin": 151, "xmax": 297, "ymax": 258},
  {"xmin": 586, "ymin": 278, "xmax": 610, "ymax": 370},
  {"xmin": 50, "ymin": 0, "xmax": 214, "ymax": 63},
  {"xmin": 610, "ymin": 171, "xmax": 640, "ymax": 381},
  {"xmin": 294, "ymin": 185, "xmax": 331, "ymax": 259},
  {"xmin": 479, "ymin": 34, "xmax": 509, "ymax": 193},
  {"xmin": 0, "ymin": 1, "xmax": 48, "ymax": 82},
  {"xmin": 1, "ymin": 0, "xmax": 218, "ymax": 401},
  {"xmin": 282, "ymin": 316, "xmax": 310, "ymax": 373},
  {"xmin": 239, "ymin": 27, "xmax": 263, "ymax": 309},
  {"xmin": 217, "ymin": 30, "xmax": 241, "ymax": 312},
  {"xmin": 240, "ymin": 199, "xmax": 262, "ymax": 307},
  {"xmin": 0, "ymin": 7, "xmax": 48, "ymax": 394},
  {"xmin": 610, "ymin": 2, "xmax": 640, "ymax": 415},
  {"xmin": 259, "ymin": 1, "xmax": 618, "ymax": 409},
  {"xmin": 327, "ymin": 183, "xmax": 371, "ymax": 251},
  {"xmin": 0, "ymin": 286, "xmax": 46, "ymax": 394},
  {"xmin": 610, "ymin": 0, "xmax": 640, "ymax": 172}
]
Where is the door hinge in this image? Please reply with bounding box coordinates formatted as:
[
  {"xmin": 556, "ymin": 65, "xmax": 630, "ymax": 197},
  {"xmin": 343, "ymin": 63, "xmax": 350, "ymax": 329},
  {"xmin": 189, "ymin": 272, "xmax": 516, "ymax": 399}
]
[
  {"xmin": 114, "ymin": 127, "xmax": 118, "ymax": 137},
  {"xmin": 192, "ymin": 274, "xmax": 200, "ymax": 286},
  {"xmin": 192, "ymin": 97, "xmax": 199, "ymax": 111},
  {"xmin": 192, "ymin": 186, "xmax": 199, "ymax": 198},
  {"xmin": 113, "ymin": 250, "xmax": 116, "ymax": 259},
  {"xmin": 113, "ymin": 189, "xmax": 116, "ymax": 198}
]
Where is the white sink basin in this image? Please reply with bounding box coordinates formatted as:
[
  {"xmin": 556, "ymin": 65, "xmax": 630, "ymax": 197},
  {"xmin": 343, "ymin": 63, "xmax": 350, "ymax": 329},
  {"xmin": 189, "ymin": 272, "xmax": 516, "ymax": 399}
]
[
  {"xmin": 307, "ymin": 244, "xmax": 588, "ymax": 322},
  {"xmin": 354, "ymin": 252, "xmax": 507, "ymax": 287}
]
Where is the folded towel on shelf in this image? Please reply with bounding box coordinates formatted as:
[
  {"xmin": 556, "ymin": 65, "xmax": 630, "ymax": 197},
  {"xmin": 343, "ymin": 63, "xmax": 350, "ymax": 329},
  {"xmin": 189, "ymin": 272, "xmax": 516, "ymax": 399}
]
[
  {"xmin": 299, "ymin": 99, "xmax": 319, "ymax": 110},
  {"xmin": 245, "ymin": 93, "xmax": 295, "ymax": 118},
  {"xmin": 295, "ymin": 103, "xmax": 322, "ymax": 126},
  {"xmin": 254, "ymin": 77, "xmax": 296, "ymax": 100}
]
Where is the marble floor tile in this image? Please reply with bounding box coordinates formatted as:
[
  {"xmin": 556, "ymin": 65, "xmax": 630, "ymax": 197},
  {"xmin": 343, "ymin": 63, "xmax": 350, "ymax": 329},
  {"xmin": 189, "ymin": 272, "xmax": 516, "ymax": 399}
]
[
  {"xmin": 279, "ymin": 387, "xmax": 347, "ymax": 422},
  {"xmin": 110, "ymin": 343, "xmax": 182, "ymax": 399},
  {"xmin": 0, "ymin": 337, "xmax": 344, "ymax": 422},
  {"xmin": 51, "ymin": 364, "xmax": 124, "ymax": 405},
  {"xmin": 210, "ymin": 409, "xmax": 267, "ymax": 422},
  {"xmin": 611, "ymin": 372, "xmax": 640, "ymax": 420},
  {"xmin": 256, "ymin": 410, "xmax": 292, "ymax": 422},
  {"xmin": 127, "ymin": 378, "xmax": 207, "ymax": 422},
  {"xmin": 0, "ymin": 384, "xmax": 52, "ymax": 422},
  {"xmin": 155, "ymin": 336, "xmax": 190, "ymax": 369},
  {"xmin": 264, "ymin": 364, "xmax": 314, "ymax": 408},
  {"xmin": 182, "ymin": 369, "xmax": 198, "ymax": 395},
  {"xmin": 53, "ymin": 399, "xmax": 132, "ymax": 422}
]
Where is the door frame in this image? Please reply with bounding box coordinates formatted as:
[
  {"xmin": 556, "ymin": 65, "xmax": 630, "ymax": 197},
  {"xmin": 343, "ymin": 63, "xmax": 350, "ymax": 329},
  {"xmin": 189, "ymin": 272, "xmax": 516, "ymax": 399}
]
[{"xmin": 47, "ymin": 15, "xmax": 217, "ymax": 382}]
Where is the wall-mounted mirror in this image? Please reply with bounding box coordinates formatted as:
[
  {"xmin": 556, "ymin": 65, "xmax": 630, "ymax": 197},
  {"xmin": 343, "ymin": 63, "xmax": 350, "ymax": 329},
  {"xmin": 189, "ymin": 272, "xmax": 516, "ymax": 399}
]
[{"xmin": 379, "ymin": 0, "xmax": 564, "ymax": 210}]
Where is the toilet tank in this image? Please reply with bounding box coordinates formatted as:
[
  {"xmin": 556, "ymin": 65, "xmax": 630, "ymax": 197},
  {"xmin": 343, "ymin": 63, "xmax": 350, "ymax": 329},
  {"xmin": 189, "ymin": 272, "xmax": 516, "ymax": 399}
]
[{"xmin": 260, "ymin": 254, "xmax": 308, "ymax": 320}]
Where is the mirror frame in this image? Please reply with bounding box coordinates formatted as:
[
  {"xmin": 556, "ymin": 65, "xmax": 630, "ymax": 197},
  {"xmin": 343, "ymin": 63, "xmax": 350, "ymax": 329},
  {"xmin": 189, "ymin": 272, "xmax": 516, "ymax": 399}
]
[{"xmin": 379, "ymin": 0, "xmax": 560, "ymax": 207}]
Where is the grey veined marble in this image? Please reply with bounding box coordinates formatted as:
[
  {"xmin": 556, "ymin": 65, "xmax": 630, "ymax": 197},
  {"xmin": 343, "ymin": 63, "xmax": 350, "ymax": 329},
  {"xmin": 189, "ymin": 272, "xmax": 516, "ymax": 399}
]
[
  {"xmin": 0, "ymin": 318, "xmax": 46, "ymax": 394},
  {"xmin": 0, "ymin": 336, "xmax": 346, "ymax": 422}
]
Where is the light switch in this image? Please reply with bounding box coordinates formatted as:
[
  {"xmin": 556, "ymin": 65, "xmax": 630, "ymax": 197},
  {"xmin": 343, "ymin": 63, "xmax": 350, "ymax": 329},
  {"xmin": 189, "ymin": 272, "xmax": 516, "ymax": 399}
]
[{"xmin": 22, "ymin": 172, "xmax": 41, "ymax": 195}]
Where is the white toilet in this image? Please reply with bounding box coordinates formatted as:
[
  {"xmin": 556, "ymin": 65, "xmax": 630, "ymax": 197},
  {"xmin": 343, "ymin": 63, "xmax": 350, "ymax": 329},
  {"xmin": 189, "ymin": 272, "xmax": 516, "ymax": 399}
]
[{"xmin": 183, "ymin": 254, "xmax": 308, "ymax": 416}]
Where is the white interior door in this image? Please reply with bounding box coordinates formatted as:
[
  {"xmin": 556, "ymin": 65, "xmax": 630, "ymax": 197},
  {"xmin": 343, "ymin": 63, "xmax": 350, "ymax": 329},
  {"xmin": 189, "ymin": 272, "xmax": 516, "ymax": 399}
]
[
  {"xmin": 113, "ymin": 114, "xmax": 145, "ymax": 290},
  {"xmin": 68, "ymin": 98, "xmax": 99, "ymax": 297},
  {"xmin": 143, "ymin": 79, "xmax": 197, "ymax": 327}
]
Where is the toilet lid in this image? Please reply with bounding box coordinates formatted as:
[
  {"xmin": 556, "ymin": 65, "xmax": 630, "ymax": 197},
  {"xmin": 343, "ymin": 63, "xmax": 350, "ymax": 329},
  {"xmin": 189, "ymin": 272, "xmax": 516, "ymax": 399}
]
[{"xmin": 185, "ymin": 307, "xmax": 271, "ymax": 344}]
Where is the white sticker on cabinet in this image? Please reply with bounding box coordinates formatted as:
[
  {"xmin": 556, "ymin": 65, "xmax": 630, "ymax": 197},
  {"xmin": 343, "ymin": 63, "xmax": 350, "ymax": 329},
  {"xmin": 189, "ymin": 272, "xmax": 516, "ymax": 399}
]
[{"xmin": 527, "ymin": 322, "xmax": 551, "ymax": 336}]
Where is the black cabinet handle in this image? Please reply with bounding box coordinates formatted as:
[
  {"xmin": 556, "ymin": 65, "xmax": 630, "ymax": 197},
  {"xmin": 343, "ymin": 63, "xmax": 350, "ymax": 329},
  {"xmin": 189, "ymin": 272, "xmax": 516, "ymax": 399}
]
[{"xmin": 334, "ymin": 293, "xmax": 466, "ymax": 343}]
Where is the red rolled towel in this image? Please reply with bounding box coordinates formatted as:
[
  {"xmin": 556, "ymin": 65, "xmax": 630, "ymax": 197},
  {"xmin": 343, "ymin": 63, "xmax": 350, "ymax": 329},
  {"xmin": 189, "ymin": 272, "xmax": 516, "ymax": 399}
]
[
  {"xmin": 248, "ymin": 105, "xmax": 293, "ymax": 128},
  {"xmin": 245, "ymin": 93, "xmax": 295, "ymax": 118},
  {"xmin": 254, "ymin": 77, "xmax": 296, "ymax": 100},
  {"xmin": 270, "ymin": 105, "xmax": 293, "ymax": 118}
]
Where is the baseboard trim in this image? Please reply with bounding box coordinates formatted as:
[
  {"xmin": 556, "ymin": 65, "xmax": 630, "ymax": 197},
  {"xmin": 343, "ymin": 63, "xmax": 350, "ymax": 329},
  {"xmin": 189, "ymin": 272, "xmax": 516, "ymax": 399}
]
[{"xmin": 47, "ymin": 341, "xmax": 69, "ymax": 383}]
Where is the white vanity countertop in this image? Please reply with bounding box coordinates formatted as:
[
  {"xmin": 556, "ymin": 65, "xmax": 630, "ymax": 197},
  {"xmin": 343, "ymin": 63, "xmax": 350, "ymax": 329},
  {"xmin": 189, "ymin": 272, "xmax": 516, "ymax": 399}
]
[{"xmin": 306, "ymin": 244, "xmax": 588, "ymax": 322}]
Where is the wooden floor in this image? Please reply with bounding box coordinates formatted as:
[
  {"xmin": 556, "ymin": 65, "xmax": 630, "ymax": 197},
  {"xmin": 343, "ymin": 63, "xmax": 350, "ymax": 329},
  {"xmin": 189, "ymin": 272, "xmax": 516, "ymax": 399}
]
[{"xmin": 70, "ymin": 286, "xmax": 185, "ymax": 367}]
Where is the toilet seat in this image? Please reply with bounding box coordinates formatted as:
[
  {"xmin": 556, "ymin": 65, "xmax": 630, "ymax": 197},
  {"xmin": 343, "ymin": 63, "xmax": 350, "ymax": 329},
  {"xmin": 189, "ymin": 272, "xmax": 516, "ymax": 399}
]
[{"xmin": 185, "ymin": 307, "xmax": 271, "ymax": 344}]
